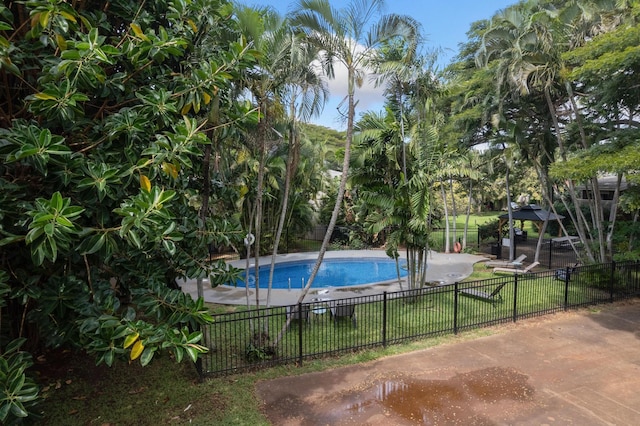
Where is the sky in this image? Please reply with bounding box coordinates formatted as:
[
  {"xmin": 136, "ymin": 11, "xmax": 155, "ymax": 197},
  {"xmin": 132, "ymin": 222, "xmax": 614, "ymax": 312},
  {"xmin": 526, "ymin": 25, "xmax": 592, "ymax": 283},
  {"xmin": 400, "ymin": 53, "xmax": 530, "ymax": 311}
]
[{"xmin": 242, "ymin": 0, "xmax": 516, "ymax": 130}]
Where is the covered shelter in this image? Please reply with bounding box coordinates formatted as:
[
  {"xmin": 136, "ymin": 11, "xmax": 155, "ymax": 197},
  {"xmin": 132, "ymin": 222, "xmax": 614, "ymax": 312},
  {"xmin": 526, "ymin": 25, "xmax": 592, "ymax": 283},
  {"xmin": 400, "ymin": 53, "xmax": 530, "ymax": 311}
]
[
  {"xmin": 498, "ymin": 204, "xmax": 565, "ymax": 237},
  {"xmin": 495, "ymin": 204, "xmax": 578, "ymax": 266}
]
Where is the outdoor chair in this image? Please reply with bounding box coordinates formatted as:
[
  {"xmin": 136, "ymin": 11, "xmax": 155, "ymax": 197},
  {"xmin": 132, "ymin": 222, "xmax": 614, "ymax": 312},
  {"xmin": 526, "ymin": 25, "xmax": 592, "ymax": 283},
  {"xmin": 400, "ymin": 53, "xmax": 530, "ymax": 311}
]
[
  {"xmin": 493, "ymin": 261, "xmax": 540, "ymax": 275},
  {"xmin": 555, "ymin": 263, "xmax": 580, "ymax": 282},
  {"xmin": 286, "ymin": 304, "xmax": 310, "ymax": 329},
  {"xmin": 514, "ymin": 227, "xmax": 528, "ymax": 242},
  {"xmin": 330, "ymin": 303, "xmax": 357, "ymax": 328},
  {"xmin": 459, "ymin": 282, "xmax": 507, "ymax": 306},
  {"xmin": 484, "ymin": 254, "xmax": 527, "ymax": 268}
]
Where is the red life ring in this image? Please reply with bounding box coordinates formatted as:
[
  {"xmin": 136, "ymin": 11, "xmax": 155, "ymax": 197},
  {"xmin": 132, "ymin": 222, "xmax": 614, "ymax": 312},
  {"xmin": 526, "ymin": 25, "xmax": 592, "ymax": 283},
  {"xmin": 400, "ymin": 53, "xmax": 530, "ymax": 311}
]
[{"xmin": 453, "ymin": 241, "xmax": 462, "ymax": 253}]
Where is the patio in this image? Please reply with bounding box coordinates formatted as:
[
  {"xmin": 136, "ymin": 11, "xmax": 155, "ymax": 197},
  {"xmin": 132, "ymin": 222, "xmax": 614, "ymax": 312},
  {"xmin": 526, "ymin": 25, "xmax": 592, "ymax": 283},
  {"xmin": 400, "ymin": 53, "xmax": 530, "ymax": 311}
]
[{"xmin": 257, "ymin": 299, "xmax": 640, "ymax": 425}]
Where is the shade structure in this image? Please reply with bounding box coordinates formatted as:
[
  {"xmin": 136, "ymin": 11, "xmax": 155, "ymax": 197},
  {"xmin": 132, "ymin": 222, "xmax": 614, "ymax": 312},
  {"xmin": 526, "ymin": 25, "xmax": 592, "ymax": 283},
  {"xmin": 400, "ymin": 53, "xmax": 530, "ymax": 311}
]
[
  {"xmin": 498, "ymin": 204, "xmax": 564, "ymax": 223},
  {"xmin": 498, "ymin": 204, "xmax": 565, "ymax": 238}
]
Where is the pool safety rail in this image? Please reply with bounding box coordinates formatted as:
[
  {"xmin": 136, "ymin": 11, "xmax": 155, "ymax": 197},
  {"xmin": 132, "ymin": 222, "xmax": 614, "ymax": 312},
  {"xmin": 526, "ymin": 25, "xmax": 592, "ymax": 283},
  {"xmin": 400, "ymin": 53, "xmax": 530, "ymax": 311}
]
[{"xmin": 196, "ymin": 260, "xmax": 640, "ymax": 377}]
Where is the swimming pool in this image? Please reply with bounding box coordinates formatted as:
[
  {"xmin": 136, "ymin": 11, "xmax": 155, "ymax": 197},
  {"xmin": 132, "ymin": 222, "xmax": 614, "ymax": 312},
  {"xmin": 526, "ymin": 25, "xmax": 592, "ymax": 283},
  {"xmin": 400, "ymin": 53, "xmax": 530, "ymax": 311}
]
[{"xmin": 236, "ymin": 258, "xmax": 407, "ymax": 290}]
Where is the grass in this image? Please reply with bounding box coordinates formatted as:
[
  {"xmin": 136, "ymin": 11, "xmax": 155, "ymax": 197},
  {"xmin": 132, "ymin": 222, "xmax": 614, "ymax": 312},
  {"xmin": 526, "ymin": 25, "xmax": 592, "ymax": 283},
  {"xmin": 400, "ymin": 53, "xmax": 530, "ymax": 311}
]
[
  {"xmin": 38, "ymin": 260, "xmax": 632, "ymax": 425},
  {"xmin": 456, "ymin": 211, "xmax": 501, "ymax": 227},
  {"xmin": 200, "ymin": 270, "xmax": 608, "ymax": 376},
  {"xmin": 37, "ymin": 324, "xmax": 502, "ymax": 425}
]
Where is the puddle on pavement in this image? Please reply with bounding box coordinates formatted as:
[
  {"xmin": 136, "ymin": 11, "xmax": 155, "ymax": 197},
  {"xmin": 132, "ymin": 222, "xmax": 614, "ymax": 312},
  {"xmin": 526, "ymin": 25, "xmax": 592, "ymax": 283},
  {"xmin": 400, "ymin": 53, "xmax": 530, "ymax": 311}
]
[{"xmin": 343, "ymin": 367, "xmax": 534, "ymax": 424}]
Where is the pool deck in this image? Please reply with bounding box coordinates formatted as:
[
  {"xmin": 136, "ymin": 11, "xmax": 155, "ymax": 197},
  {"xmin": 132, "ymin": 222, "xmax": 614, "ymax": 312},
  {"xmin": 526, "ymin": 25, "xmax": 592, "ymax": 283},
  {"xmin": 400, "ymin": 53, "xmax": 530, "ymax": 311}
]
[{"xmin": 179, "ymin": 249, "xmax": 490, "ymax": 306}]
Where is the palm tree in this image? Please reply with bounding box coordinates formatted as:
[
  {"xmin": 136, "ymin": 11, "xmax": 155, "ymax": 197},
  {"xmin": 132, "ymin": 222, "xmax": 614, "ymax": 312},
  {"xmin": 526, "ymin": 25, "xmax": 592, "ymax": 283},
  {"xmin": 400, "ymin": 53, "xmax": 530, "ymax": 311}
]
[
  {"xmin": 474, "ymin": 0, "xmax": 625, "ymax": 263},
  {"xmin": 352, "ymin": 105, "xmax": 438, "ymax": 289},
  {"xmin": 265, "ymin": 28, "xmax": 329, "ymax": 307},
  {"xmin": 287, "ymin": 0, "xmax": 420, "ymax": 301},
  {"xmin": 232, "ymin": 6, "xmax": 307, "ymax": 348},
  {"xmin": 461, "ymin": 150, "xmax": 483, "ymax": 250}
]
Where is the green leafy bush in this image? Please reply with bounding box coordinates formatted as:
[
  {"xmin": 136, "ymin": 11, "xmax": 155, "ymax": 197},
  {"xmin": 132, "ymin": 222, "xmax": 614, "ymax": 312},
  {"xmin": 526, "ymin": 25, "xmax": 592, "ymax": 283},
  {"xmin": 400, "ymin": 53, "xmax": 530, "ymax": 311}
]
[
  {"xmin": 0, "ymin": 339, "xmax": 41, "ymax": 424},
  {"xmin": 0, "ymin": 3, "xmax": 256, "ymax": 416}
]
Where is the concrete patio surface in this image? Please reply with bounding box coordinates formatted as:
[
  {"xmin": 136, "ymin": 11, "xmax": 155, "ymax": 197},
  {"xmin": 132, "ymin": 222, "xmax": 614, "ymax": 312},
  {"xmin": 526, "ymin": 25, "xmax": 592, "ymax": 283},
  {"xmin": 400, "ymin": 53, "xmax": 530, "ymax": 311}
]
[
  {"xmin": 179, "ymin": 250, "xmax": 490, "ymax": 306},
  {"xmin": 256, "ymin": 299, "xmax": 640, "ymax": 425}
]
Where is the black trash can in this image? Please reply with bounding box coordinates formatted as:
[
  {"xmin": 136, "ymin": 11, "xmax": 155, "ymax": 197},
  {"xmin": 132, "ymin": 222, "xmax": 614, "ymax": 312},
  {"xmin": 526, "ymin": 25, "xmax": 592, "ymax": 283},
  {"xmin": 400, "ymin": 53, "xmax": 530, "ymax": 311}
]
[{"xmin": 490, "ymin": 242, "xmax": 502, "ymax": 259}]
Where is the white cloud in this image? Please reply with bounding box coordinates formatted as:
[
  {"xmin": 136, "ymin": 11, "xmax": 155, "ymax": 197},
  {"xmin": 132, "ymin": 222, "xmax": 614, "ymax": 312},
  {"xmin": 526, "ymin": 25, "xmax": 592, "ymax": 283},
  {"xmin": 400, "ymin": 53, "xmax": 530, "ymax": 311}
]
[
  {"xmin": 325, "ymin": 62, "xmax": 386, "ymax": 112},
  {"xmin": 311, "ymin": 48, "xmax": 387, "ymax": 130}
]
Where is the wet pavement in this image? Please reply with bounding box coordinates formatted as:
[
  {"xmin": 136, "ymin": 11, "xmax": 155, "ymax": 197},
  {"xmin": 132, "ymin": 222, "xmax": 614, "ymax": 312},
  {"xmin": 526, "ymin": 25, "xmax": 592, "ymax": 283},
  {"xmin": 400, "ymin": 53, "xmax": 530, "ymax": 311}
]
[{"xmin": 256, "ymin": 299, "xmax": 640, "ymax": 425}]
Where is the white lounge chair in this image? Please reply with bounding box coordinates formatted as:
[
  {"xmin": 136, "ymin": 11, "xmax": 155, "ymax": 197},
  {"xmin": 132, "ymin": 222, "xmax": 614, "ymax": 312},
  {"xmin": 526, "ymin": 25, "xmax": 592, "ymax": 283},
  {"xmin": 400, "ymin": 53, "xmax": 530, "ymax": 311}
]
[
  {"xmin": 484, "ymin": 254, "xmax": 527, "ymax": 268},
  {"xmin": 493, "ymin": 261, "xmax": 540, "ymax": 275}
]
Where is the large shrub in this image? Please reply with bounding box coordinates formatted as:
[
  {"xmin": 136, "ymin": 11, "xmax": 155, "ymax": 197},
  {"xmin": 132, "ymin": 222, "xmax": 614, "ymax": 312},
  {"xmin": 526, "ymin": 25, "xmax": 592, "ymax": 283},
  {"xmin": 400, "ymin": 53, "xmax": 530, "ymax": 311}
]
[{"xmin": 0, "ymin": 1, "xmax": 258, "ymax": 419}]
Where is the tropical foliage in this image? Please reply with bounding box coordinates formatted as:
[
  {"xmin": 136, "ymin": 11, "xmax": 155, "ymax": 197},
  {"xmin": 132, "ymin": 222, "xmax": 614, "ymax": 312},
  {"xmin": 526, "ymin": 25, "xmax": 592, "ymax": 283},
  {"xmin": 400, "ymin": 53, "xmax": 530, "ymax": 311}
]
[
  {"xmin": 2, "ymin": 0, "xmax": 640, "ymax": 422},
  {"xmin": 0, "ymin": 0, "xmax": 255, "ymax": 421}
]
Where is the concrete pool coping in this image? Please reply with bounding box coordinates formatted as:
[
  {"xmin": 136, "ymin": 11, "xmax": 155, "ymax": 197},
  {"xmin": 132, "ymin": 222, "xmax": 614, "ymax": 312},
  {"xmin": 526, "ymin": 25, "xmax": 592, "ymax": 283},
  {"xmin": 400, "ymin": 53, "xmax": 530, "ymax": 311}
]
[{"xmin": 179, "ymin": 249, "xmax": 490, "ymax": 306}]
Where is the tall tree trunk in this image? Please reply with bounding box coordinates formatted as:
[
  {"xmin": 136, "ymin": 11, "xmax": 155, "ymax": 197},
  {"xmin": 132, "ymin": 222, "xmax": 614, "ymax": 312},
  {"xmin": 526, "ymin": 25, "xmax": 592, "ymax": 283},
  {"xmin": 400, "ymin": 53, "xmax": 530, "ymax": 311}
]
[
  {"xmin": 463, "ymin": 175, "xmax": 473, "ymax": 250},
  {"xmin": 253, "ymin": 132, "xmax": 267, "ymax": 309},
  {"xmin": 250, "ymin": 124, "xmax": 270, "ymax": 347},
  {"xmin": 505, "ymin": 167, "xmax": 515, "ymax": 261},
  {"xmin": 197, "ymin": 142, "xmax": 212, "ymax": 300},
  {"xmin": 605, "ymin": 173, "xmax": 623, "ymax": 258},
  {"xmin": 630, "ymin": 211, "xmax": 638, "ymax": 251},
  {"xmin": 197, "ymin": 95, "xmax": 221, "ymax": 299},
  {"xmin": 440, "ymin": 179, "xmax": 450, "ymax": 253},
  {"xmin": 273, "ymin": 75, "xmax": 356, "ymax": 347},
  {"xmin": 267, "ymin": 119, "xmax": 300, "ymax": 307},
  {"xmin": 449, "ymin": 176, "xmax": 457, "ymax": 247},
  {"xmin": 547, "ymin": 86, "xmax": 606, "ymax": 262}
]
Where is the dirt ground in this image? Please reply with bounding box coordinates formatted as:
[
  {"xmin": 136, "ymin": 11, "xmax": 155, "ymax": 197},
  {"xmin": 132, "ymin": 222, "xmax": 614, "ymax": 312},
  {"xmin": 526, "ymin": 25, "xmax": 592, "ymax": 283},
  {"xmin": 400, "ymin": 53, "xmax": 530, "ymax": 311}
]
[{"xmin": 256, "ymin": 299, "xmax": 640, "ymax": 425}]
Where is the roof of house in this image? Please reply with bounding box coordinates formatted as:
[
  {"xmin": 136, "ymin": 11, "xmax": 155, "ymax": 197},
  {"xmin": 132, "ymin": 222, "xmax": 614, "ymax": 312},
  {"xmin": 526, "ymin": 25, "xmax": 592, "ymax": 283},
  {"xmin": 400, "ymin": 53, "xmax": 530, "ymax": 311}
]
[{"xmin": 575, "ymin": 174, "xmax": 628, "ymax": 192}]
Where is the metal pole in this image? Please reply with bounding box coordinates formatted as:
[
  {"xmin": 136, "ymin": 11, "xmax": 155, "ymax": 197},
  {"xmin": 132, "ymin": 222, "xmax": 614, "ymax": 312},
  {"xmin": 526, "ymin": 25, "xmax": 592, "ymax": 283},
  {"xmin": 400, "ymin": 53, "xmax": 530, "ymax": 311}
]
[
  {"xmin": 297, "ymin": 302, "xmax": 303, "ymax": 366},
  {"xmin": 382, "ymin": 292, "xmax": 388, "ymax": 347},
  {"xmin": 453, "ymin": 282, "xmax": 459, "ymax": 335}
]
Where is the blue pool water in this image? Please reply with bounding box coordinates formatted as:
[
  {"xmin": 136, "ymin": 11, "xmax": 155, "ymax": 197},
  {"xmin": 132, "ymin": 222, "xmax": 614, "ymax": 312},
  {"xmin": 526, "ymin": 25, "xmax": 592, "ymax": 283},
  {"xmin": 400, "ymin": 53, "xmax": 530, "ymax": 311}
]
[{"xmin": 236, "ymin": 258, "xmax": 407, "ymax": 289}]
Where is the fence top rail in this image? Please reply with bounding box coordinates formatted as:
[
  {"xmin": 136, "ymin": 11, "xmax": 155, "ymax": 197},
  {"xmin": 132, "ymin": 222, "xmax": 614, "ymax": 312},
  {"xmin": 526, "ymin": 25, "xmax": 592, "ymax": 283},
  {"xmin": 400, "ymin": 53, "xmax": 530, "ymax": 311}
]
[{"xmin": 208, "ymin": 261, "xmax": 639, "ymax": 317}]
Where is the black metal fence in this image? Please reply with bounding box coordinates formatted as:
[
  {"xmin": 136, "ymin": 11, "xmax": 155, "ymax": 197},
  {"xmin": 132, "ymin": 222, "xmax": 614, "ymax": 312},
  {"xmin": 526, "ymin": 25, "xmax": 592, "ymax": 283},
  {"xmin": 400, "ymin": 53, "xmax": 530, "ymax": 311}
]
[
  {"xmin": 198, "ymin": 260, "xmax": 640, "ymax": 377},
  {"xmin": 429, "ymin": 228, "xmax": 481, "ymax": 251}
]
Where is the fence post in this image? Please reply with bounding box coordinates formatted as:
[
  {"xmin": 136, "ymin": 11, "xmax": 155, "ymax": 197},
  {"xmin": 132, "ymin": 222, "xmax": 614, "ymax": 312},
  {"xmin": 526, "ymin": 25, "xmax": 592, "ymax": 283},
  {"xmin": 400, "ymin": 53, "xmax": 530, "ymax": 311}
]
[
  {"xmin": 453, "ymin": 282, "xmax": 459, "ymax": 335},
  {"xmin": 194, "ymin": 325, "xmax": 204, "ymax": 381},
  {"xmin": 636, "ymin": 260, "xmax": 640, "ymax": 293},
  {"xmin": 297, "ymin": 302, "xmax": 303, "ymax": 366},
  {"xmin": 609, "ymin": 261, "xmax": 616, "ymax": 302},
  {"xmin": 382, "ymin": 292, "xmax": 388, "ymax": 348},
  {"xmin": 512, "ymin": 275, "xmax": 518, "ymax": 322},
  {"xmin": 563, "ymin": 266, "xmax": 570, "ymax": 310}
]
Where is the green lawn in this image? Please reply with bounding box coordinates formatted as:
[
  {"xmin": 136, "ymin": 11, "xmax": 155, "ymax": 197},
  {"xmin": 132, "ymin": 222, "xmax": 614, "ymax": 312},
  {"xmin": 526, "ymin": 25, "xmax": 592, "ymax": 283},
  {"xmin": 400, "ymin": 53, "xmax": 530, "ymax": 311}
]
[
  {"xmin": 199, "ymin": 263, "xmax": 615, "ymax": 376},
  {"xmin": 38, "ymin": 261, "xmax": 628, "ymax": 425},
  {"xmin": 39, "ymin": 322, "xmax": 503, "ymax": 425},
  {"xmin": 454, "ymin": 211, "xmax": 501, "ymax": 227}
]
